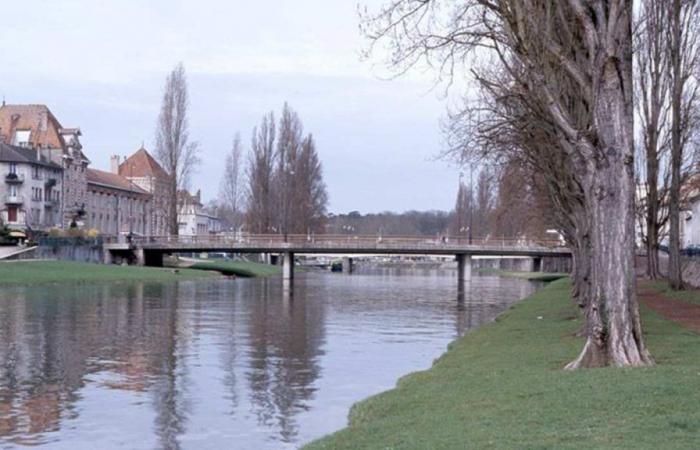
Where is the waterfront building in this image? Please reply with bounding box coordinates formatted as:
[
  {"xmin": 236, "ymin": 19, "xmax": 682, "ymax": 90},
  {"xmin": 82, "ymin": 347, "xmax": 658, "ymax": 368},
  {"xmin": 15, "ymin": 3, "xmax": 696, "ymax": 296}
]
[
  {"xmin": 177, "ymin": 189, "xmax": 221, "ymax": 236},
  {"xmin": 86, "ymin": 168, "xmax": 151, "ymax": 235},
  {"xmin": 117, "ymin": 148, "xmax": 171, "ymax": 236},
  {"xmin": 0, "ymin": 104, "xmax": 90, "ymax": 227},
  {"xmin": 0, "ymin": 143, "xmax": 63, "ymax": 229}
]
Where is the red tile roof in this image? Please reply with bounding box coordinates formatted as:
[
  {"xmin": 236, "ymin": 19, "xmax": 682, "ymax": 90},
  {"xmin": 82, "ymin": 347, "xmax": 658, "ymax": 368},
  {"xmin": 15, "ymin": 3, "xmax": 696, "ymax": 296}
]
[
  {"xmin": 119, "ymin": 148, "xmax": 170, "ymax": 180},
  {"xmin": 87, "ymin": 168, "xmax": 151, "ymax": 196},
  {"xmin": 0, "ymin": 104, "xmax": 66, "ymax": 149}
]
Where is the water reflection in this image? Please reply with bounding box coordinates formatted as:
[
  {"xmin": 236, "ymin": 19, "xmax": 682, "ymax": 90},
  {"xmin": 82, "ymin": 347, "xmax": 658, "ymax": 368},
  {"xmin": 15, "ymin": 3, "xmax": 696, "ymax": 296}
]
[{"xmin": 0, "ymin": 269, "xmax": 539, "ymax": 449}]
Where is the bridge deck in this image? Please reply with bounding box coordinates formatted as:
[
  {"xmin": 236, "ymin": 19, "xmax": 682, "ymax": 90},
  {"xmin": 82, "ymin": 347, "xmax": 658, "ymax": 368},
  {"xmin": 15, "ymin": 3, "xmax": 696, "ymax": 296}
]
[{"xmin": 108, "ymin": 235, "xmax": 571, "ymax": 257}]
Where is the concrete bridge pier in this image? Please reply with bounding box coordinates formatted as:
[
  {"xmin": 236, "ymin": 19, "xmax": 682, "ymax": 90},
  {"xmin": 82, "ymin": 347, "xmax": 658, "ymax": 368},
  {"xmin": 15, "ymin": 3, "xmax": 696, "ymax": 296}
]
[
  {"xmin": 532, "ymin": 257, "xmax": 542, "ymax": 272},
  {"xmin": 456, "ymin": 254, "xmax": 472, "ymax": 283},
  {"xmin": 103, "ymin": 249, "xmax": 114, "ymax": 265},
  {"xmin": 283, "ymin": 252, "xmax": 295, "ymax": 281},
  {"xmin": 342, "ymin": 257, "xmax": 354, "ymax": 274},
  {"xmin": 134, "ymin": 249, "xmax": 164, "ymax": 267}
]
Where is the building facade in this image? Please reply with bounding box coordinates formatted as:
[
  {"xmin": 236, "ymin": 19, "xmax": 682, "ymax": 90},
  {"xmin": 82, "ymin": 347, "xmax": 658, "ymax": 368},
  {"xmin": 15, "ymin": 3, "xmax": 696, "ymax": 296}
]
[
  {"xmin": 117, "ymin": 148, "xmax": 171, "ymax": 236},
  {"xmin": 86, "ymin": 168, "xmax": 152, "ymax": 235},
  {"xmin": 177, "ymin": 190, "xmax": 221, "ymax": 236},
  {"xmin": 0, "ymin": 104, "xmax": 89, "ymax": 228},
  {"xmin": 0, "ymin": 143, "xmax": 63, "ymax": 230}
]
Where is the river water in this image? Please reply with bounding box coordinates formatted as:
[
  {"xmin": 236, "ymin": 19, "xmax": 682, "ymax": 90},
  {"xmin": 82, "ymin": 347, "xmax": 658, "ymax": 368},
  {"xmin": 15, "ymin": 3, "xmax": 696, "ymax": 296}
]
[{"xmin": 0, "ymin": 268, "xmax": 540, "ymax": 449}]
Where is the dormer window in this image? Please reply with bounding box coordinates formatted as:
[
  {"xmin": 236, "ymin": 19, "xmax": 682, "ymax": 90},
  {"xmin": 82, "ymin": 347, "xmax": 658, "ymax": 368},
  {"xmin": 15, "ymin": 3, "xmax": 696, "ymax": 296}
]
[{"xmin": 13, "ymin": 130, "xmax": 31, "ymax": 147}]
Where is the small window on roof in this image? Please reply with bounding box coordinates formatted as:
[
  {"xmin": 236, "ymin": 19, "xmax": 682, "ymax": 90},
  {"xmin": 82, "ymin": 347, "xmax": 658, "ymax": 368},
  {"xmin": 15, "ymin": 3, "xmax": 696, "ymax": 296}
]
[{"xmin": 13, "ymin": 130, "xmax": 31, "ymax": 146}]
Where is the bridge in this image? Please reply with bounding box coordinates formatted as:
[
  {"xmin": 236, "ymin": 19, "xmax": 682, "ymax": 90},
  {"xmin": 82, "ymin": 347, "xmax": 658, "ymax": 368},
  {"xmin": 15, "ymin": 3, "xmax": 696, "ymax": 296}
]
[{"xmin": 104, "ymin": 234, "xmax": 572, "ymax": 283}]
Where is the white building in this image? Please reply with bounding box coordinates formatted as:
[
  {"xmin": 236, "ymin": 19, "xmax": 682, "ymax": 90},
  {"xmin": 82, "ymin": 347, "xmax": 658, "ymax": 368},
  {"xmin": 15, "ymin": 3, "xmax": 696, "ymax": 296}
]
[
  {"xmin": 177, "ymin": 189, "xmax": 221, "ymax": 236},
  {"xmin": 0, "ymin": 143, "xmax": 63, "ymax": 230}
]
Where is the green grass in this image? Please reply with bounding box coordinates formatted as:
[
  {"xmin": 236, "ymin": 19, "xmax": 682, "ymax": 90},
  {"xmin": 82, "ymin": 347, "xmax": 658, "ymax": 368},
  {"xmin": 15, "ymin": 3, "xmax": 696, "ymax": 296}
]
[
  {"xmin": 0, "ymin": 260, "xmax": 215, "ymax": 286},
  {"xmin": 646, "ymin": 280, "xmax": 700, "ymax": 306},
  {"xmin": 478, "ymin": 267, "xmax": 569, "ymax": 282},
  {"xmin": 187, "ymin": 259, "xmax": 282, "ymax": 277},
  {"xmin": 305, "ymin": 279, "xmax": 700, "ymax": 450}
]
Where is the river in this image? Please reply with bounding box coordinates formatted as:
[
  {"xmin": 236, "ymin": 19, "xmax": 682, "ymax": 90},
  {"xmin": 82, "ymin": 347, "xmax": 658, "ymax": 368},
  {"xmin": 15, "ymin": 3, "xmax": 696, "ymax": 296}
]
[{"xmin": 0, "ymin": 268, "xmax": 541, "ymax": 449}]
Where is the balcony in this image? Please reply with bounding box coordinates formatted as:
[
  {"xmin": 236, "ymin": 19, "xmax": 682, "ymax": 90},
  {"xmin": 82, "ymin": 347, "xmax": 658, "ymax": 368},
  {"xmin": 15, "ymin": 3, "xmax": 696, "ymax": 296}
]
[
  {"xmin": 45, "ymin": 178, "xmax": 58, "ymax": 188},
  {"xmin": 5, "ymin": 173, "xmax": 24, "ymax": 184},
  {"xmin": 44, "ymin": 199, "xmax": 59, "ymax": 208},
  {"xmin": 5, "ymin": 194, "xmax": 24, "ymax": 205}
]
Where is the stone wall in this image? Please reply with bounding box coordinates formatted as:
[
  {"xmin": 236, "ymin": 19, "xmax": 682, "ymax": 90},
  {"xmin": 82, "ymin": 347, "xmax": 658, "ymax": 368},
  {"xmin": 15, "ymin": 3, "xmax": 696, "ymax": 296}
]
[{"xmin": 36, "ymin": 237, "xmax": 104, "ymax": 264}]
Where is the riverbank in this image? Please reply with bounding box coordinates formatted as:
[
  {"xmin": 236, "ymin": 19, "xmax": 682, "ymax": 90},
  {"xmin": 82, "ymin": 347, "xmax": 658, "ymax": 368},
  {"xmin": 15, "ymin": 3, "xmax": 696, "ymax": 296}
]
[
  {"xmin": 0, "ymin": 260, "xmax": 216, "ymax": 287},
  {"xmin": 478, "ymin": 267, "xmax": 569, "ymax": 282},
  {"xmin": 305, "ymin": 279, "xmax": 700, "ymax": 449},
  {"xmin": 179, "ymin": 259, "xmax": 282, "ymax": 277}
]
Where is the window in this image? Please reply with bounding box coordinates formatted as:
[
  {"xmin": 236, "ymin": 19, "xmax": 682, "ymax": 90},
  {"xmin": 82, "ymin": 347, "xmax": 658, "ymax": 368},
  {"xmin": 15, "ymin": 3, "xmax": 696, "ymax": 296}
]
[
  {"xmin": 13, "ymin": 130, "xmax": 31, "ymax": 147},
  {"xmin": 8, "ymin": 163, "xmax": 17, "ymax": 174}
]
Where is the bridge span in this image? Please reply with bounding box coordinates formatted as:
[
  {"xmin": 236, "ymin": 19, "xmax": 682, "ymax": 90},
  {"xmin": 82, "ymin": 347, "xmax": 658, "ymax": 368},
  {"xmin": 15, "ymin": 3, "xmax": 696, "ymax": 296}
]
[{"xmin": 104, "ymin": 234, "xmax": 572, "ymax": 283}]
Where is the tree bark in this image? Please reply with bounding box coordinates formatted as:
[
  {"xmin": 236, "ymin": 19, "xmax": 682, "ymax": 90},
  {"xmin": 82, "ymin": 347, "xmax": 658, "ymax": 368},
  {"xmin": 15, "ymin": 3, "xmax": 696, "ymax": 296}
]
[
  {"xmin": 566, "ymin": 55, "xmax": 653, "ymax": 368},
  {"xmin": 668, "ymin": 0, "xmax": 684, "ymax": 290}
]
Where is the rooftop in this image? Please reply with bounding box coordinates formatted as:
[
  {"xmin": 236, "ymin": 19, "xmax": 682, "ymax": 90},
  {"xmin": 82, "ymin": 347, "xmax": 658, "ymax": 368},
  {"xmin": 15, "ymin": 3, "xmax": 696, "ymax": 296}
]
[
  {"xmin": 87, "ymin": 168, "xmax": 151, "ymax": 196},
  {"xmin": 119, "ymin": 148, "xmax": 170, "ymax": 180},
  {"xmin": 0, "ymin": 142, "xmax": 62, "ymax": 169}
]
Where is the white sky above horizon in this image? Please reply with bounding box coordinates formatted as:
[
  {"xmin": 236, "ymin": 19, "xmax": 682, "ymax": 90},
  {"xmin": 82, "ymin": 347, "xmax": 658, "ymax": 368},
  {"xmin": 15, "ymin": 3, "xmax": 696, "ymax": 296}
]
[{"xmin": 0, "ymin": 0, "xmax": 462, "ymax": 213}]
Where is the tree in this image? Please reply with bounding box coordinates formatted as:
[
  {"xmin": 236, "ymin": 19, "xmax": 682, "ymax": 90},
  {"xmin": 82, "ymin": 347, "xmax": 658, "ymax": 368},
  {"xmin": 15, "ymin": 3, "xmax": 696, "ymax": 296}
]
[
  {"xmin": 450, "ymin": 180, "xmax": 471, "ymax": 238},
  {"xmin": 155, "ymin": 63, "xmax": 200, "ymax": 236},
  {"xmin": 246, "ymin": 104, "xmax": 329, "ymax": 235},
  {"xmin": 294, "ymin": 134, "xmax": 328, "ymax": 233},
  {"xmin": 668, "ymin": 0, "xmax": 700, "ymax": 290},
  {"xmin": 219, "ymin": 133, "xmax": 246, "ymax": 231},
  {"xmin": 362, "ymin": 0, "xmax": 651, "ymax": 367},
  {"xmin": 635, "ymin": 0, "xmax": 672, "ymax": 280},
  {"xmin": 275, "ymin": 103, "xmax": 304, "ymax": 235},
  {"xmin": 246, "ymin": 112, "xmax": 276, "ymax": 233}
]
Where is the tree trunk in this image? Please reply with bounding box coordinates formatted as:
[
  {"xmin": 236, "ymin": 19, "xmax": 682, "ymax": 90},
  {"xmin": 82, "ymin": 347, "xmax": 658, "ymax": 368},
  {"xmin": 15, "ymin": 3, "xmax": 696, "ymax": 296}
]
[
  {"xmin": 566, "ymin": 53, "xmax": 653, "ymax": 368},
  {"xmin": 645, "ymin": 127, "xmax": 661, "ymax": 279},
  {"xmin": 169, "ymin": 180, "xmax": 179, "ymax": 236},
  {"xmin": 668, "ymin": 0, "xmax": 684, "ymax": 290}
]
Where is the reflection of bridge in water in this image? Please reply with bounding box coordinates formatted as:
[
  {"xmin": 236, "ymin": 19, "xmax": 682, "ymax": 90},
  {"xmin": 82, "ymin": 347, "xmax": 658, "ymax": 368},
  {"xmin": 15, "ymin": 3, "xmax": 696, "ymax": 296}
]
[{"xmin": 104, "ymin": 234, "xmax": 572, "ymax": 283}]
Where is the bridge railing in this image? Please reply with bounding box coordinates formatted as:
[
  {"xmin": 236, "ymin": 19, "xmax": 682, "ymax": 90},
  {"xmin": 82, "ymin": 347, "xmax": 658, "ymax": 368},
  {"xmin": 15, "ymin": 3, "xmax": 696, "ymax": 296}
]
[{"xmin": 130, "ymin": 234, "xmax": 566, "ymax": 249}]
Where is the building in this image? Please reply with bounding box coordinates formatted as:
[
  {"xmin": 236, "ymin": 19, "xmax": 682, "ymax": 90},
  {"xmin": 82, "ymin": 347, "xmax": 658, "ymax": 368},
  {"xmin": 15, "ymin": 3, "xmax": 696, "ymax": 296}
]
[
  {"xmin": 177, "ymin": 189, "xmax": 221, "ymax": 236},
  {"xmin": 117, "ymin": 148, "xmax": 171, "ymax": 236},
  {"xmin": 0, "ymin": 104, "xmax": 90, "ymax": 228},
  {"xmin": 86, "ymin": 168, "xmax": 151, "ymax": 235},
  {"xmin": 0, "ymin": 143, "xmax": 63, "ymax": 230}
]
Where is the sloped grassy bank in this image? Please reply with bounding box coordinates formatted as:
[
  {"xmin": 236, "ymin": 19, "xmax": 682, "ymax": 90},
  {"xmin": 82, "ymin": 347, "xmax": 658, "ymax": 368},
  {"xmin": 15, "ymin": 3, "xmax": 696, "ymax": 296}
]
[
  {"xmin": 186, "ymin": 260, "xmax": 282, "ymax": 277},
  {"xmin": 305, "ymin": 279, "xmax": 700, "ymax": 450}
]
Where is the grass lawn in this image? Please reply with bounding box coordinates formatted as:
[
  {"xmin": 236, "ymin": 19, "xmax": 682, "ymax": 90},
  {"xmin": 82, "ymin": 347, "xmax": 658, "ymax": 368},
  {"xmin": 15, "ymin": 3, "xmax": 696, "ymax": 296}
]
[
  {"xmin": 0, "ymin": 260, "xmax": 215, "ymax": 287},
  {"xmin": 305, "ymin": 279, "xmax": 700, "ymax": 450},
  {"xmin": 478, "ymin": 267, "xmax": 569, "ymax": 282},
  {"xmin": 187, "ymin": 259, "xmax": 282, "ymax": 277},
  {"xmin": 646, "ymin": 280, "xmax": 700, "ymax": 306}
]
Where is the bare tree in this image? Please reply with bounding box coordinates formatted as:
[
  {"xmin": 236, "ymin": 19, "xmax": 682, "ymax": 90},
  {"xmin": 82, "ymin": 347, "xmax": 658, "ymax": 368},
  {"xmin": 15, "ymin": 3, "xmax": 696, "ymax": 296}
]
[
  {"xmin": 155, "ymin": 62, "xmax": 200, "ymax": 236},
  {"xmin": 635, "ymin": 0, "xmax": 672, "ymax": 280},
  {"xmin": 275, "ymin": 103, "xmax": 304, "ymax": 236},
  {"xmin": 450, "ymin": 180, "xmax": 471, "ymax": 238},
  {"xmin": 362, "ymin": 0, "xmax": 651, "ymax": 367},
  {"xmin": 246, "ymin": 112, "xmax": 276, "ymax": 233},
  {"xmin": 219, "ymin": 133, "xmax": 246, "ymax": 231},
  {"xmin": 295, "ymin": 134, "xmax": 329, "ymax": 233},
  {"xmin": 668, "ymin": 0, "xmax": 700, "ymax": 290}
]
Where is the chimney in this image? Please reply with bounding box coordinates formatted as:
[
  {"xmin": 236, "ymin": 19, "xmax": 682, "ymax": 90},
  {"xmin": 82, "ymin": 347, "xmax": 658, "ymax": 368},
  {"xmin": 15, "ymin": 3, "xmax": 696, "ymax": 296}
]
[{"xmin": 110, "ymin": 155, "xmax": 120, "ymax": 174}]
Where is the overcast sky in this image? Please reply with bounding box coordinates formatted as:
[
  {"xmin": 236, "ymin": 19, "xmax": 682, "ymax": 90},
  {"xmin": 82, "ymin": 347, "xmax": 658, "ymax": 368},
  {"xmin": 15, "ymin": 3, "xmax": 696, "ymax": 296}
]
[{"xmin": 0, "ymin": 0, "xmax": 460, "ymax": 213}]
